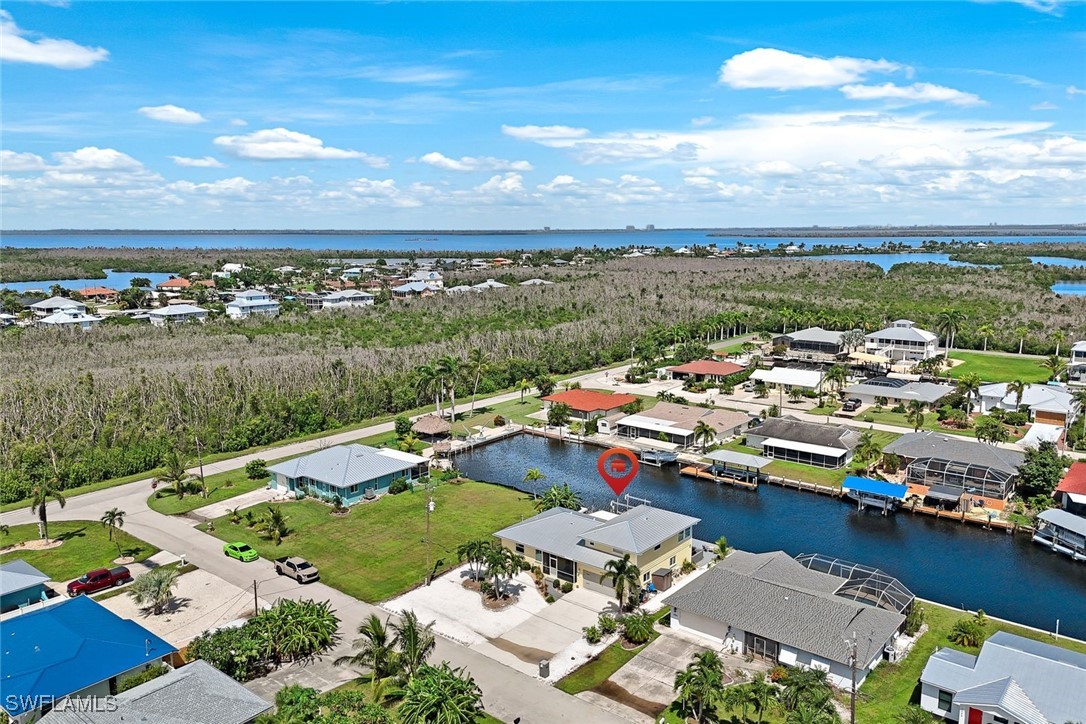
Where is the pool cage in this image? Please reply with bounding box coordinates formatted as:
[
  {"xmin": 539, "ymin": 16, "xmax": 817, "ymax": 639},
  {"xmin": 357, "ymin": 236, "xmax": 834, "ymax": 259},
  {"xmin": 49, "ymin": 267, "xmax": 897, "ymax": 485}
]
[
  {"xmin": 795, "ymin": 553, "xmax": 915, "ymax": 614},
  {"xmin": 902, "ymin": 456, "xmax": 1014, "ymax": 499}
]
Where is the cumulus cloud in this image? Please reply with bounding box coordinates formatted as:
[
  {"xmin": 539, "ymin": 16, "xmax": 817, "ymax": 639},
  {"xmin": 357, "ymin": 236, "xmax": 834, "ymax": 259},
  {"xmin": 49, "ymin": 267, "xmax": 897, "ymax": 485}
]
[
  {"xmin": 743, "ymin": 160, "xmax": 803, "ymax": 177},
  {"xmin": 1, "ymin": 150, "xmax": 48, "ymax": 171},
  {"xmin": 839, "ymin": 82, "xmax": 984, "ymax": 107},
  {"xmin": 53, "ymin": 146, "xmax": 143, "ymax": 171},
  {"xmin": 501, "ymin": 124, "xmax": 590, "ymax": 140},
  {"xmin": 230, "ymin": 118, "xmax": 248, "ymax": 127},
  {"xmin": 138, "ymin": 105, "xmax": 208, "ymax": 124},
  {"xmin": 1068, "ymin": 86, "xmax": 1086, "ymax": 96},
  {"xmin": 475, "ymin": 172, "xmax": 525, "ymax": 194},
  {"xmin": 419, "ymin": 151, "xmax": 533, "ymax": 172},
  {"xmin": 169, "ymin": 155, "xmax": 225, "ymax": 168},
  {"xmin": 1030, "ymin": 102, "xmax": 1058, "ymax": 111},
  {"xmin": 691, "ymin": 116, "xmax": 716, "ymax": 127},
  {"xmin": 0, "ymin": 10, "xmax": 109, "ymax": 69},
  {"xmin": 171, "ymin": 177, "xmax": 255, "ymax": 196},
  {"xmin": 718, "ymin": 48, "xmax": 902, "ymax": 90},
  {"xmin": 213, "ymin": 128, "xmax": 388, "ymax": 166}
]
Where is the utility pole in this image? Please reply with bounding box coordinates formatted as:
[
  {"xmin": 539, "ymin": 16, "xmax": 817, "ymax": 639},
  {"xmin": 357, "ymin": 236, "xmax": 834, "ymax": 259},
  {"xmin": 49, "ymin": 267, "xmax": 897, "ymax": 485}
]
[
  {"xmin": 253, "ymin": 580, "xmax": 258, "ymax": 615},
  {"xmin": 424, "ymin": 485, "xmax": 435, "ymax": 585}
]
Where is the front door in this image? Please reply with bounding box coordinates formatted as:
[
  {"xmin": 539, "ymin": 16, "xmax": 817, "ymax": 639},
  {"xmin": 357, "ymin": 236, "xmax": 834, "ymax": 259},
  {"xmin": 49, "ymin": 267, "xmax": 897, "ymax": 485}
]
[{"xmin": 967, "ymin": 708, "xmax": 983, "ymax": 724}]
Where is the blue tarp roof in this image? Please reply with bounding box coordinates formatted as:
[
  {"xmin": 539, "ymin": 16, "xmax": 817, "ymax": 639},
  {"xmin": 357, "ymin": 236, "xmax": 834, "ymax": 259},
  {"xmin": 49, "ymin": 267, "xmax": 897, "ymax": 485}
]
[
  {"xmin": 843, "ymin": 475, "xmax": 909, "ymax": 501},
  {"xmin": 1, "ymin": 596, "xmax": 176, "ymax": 716}
]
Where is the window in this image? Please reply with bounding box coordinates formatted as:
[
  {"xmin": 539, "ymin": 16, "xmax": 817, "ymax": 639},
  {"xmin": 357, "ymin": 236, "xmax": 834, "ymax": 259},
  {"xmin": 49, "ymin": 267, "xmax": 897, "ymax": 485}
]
[
  {"xmin": 654, "ymin": 543, "xmax": 661, "ymax": 551},
  {"xmin": 992, "ymin": 717, "xmax": 1008, "ymax": 724},
  {"xmin": 670, "ymin": 556, "xmax": 676, "ymax": 566},
  {"xmin": 534, "ymin": 549, "xmax": 542, "ymax": 563},
  {"xmin": 643, "ymin": 572, "xmax": 650, "ymax": 582},
  {"xmin": 515, "ymin": 543, "xmax": 524, "ymax": 555},
  {"xmin": 936, "ymin": 690, "xmax": 953, "ymax": 711},
  {"xmin": 678, "ymin": 527, "xmax": 692, "ymax": 542},
  {"xmin": 349, "ymin": 484, "xmax": 359, "ymax": 494}
]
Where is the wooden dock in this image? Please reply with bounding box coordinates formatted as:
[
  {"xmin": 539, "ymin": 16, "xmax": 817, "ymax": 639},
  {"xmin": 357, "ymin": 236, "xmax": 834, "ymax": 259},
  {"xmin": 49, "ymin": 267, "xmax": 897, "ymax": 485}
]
[{"xmin": 680, "ymin": 465, "xmax": 759, "ymax": 490}]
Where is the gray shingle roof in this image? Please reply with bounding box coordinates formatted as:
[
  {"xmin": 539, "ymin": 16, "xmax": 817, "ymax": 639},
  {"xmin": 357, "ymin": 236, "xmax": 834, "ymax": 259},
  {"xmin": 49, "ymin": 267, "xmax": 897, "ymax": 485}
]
[
  {"xmin": 882, "ymin": 432, "xmax": 1024, "ymax": 474},
  {"xmin": 664, "ymin": 551, "xmax": 904, "ymax": 666},
  {"xmin": 921, "ymin": 632, "xmax": 1086, "ymax": 723},
  {"xmin": 583, "ymin": 505, "xmax": 699, "ymax": 555},
  {"xmin": 266, "ymin": 444, "xmax": 427, "ymax": 489},
  {"xmin": 0, "ymin": 560, "xmax": 50, "ymax": 595},
  {"xmin": 750, "ymin": 417, "xmax": 860, "ymax": 451},
  {"xmin": 39, "ymin": 660, "xmax": 272, "ymax": 724},
  {"xmin": 843, "ymin": 379, "xmax": 953, "ymax": 404}
]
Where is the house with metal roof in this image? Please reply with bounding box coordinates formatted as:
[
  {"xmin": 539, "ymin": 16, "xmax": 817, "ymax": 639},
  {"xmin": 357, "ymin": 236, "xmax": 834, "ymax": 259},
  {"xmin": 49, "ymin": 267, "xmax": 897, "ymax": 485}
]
[
  {"xmin": 147, "ymin": 303, "xmax": 208, "ymax": 327},
  {"xmin": 495, "ymin": 504, "xmax": 700, "ymax": 595},
  {"xmin": 519, "ymin": 278, "xmax": 555, "ymax": 286},
  {"xmin": 611, "ymin": 401, "xmax": 751, "ymax": 448},
  {"xmin": 38, "ymin": 660, "xmax": 271, "ymax": 724},
  {"xmin": 920, "ymin": 631, "xmax": 1086, "ymax": 724},
  {"xmin": 978, "ymin": 382, "xmax": 1079, "ymax": 427},
  {"xmin": 842, "ymin": 377, "xmax": 954, "ymax": 407},
  {"xmin": 224, "ymin": 290, "xmax": 279, "ymax": 319},
  {"xmin": 472, "ymin": 278, "xmax": 509, "ymax": 290},
  {"xmin": 864, "ymin": 320, "xmax": 939, "ymax": 362},
  {"xmin": 29, "ymin": 296, "xmax": 86, "ymax": 317},
  {"xmin": 406, "ymin": 270, "xmax": 444, "ymax": 288},
  {"xmin": 1069, "ymin": 340, "xmax": 1086, "ymax": 387},
  {"xmin": 37, "ymin": 308, "xmax": 103, "ymax": 330},
  {"xmin": 664, "ymin": 551, "xmax": 911, "ymax": 690},
  {"xmin": 882, "ymin": 431, "xmax": 1025, "ymax": 500},
  {"xmin": 391, "ymin": 281, "xmax": 439, "ymax": 299},
  {"xmin": 772, "ymin": 327, "xmax": 848, "ymax": 360},
  {"xmin": 750, "ymin": 366, "xmax": 824, "ymax": 392},
  {"xmin": 321, "ymin": 289, "xmax": 374, "ymax": 309},
  {"xmin": 0, "ymin": 560, "xmax": 50, "ymax": 613},
  {"xmin": 745, "ymin": 417, "xmax": 860, "ymax": 469},
  {"xmin": 1, "ymin": 596, "xmax": 176, "ymax": 724},
  {"xmin": 267, "ymin": 443, "xmax": 429, "ymax": 505}
]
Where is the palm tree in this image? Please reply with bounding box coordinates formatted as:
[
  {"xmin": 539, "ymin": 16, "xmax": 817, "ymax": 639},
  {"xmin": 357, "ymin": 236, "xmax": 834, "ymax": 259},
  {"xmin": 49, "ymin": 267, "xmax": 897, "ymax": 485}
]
[
  {"xmin": 535, "ymin": 482, "xmax": 582, "ymax": 512},
  {"xmin": 603, "ymin": 553, "xmax": 641, "ymax": 612},
  {"xmin": 518, "ymin": 378, "xmax": 532, "ymax": 403},
  {"xmin": 398, "ymin": 662, "xmax": 483, "ymax": 724},
  {"xmin": 28, "ymin": 477, "xmax": 66, "ymax": 542},
  {"xmin": 415, "ymin": 363, "xmax": 443, "ymax": 415},
  {"xmin": 976, "ymin": 324, "xmax": 995, "ymax": 352},
  {"xmin": 397, "ymin": 433, "xmax": 420, "ymax": 452},
  {"xmin": 127, "ymin": 566, "xmax": 179, "ymax": 615},
  {"xmin": 786, "ymin": 704, "xmax": 838, "ymax": 724},
  {"xmin": 956, "ymin": 372, "xmax": 983, "ymax": 414},
  {"xmin": 391, "ymin": 610, "xmax": 436, "ymax": 683},
  {"xmin": 154, "ymin": 449, "xmax": 195, "ymax": 500},
  {"xmin": 693, "ymin": 420, "xmax": 717, "ymax": 452},
  {"xmin": 456, "ymin": 538, "xmax": 490, "ymax": 581},
  {"xmin": 906, "ymin": 400, "xmax": 926, "ymax": 432},
  {"xmin": 1006, "ymin": 379, "xmax": 1027, "ymax": 411},
  {"xmin": 99, "ymin": 507, "xmax": 125, "ymax": 543},
  {"xmin": 936, "ymin": 308, "xmax": 967, "ymax": 357},
  {"xmin": 746, "ymin": 673, "xmax": 780, "ymax": 724},
  {"xmin": 336, "ymin": 614, "xmax": 397, "ymax": 695},
  {"xmin": 256, "ymin": 505, "xmax": 289, "ymax": 545},
  {"xmin": 673, "ymin": 650, "xmax": 726, "ymax": 723},
  {"xmin": 435, "ymin": 355, "xmax": 461, "ymax": 421},
  {"xmin": 1051, "ymin": 329, "xmax": 1067, "ymax": 357},
  {"xmin": 466, "ymin": 347, "xmax": 490, "ymax": 417},
  {"xmin": 1041, "ymin": 354, "xmax": 1067, "ymax": 381},
  {"xmin": 483, "ymin": 544, "xmax": 517, "ymax": 598},
  {"xmin": 824, "ymin": 364, "xmax": 848, "ymax": 394},
  {"xmin": 1015, "ymin": 325, "xmax": 1030, "ymax": 355},
  {"xmin": 856, "ymin": 431, "xmax": 884, "ymax": 473},
  {"xmin": 524, "ymin": 468, "xmax": 546, "ymax": 485},
  {"xmin": 714, "ymin": 535, "xmax": 729, "ymax": 558},
  {"xmin": 780, "ymin": 667, "xmax": 831, "ymax": 711}
]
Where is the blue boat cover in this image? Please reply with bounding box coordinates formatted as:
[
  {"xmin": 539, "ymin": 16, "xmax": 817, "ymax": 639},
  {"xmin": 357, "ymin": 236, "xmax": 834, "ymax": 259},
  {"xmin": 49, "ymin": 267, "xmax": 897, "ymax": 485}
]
[{"xmin": 843, "ymin": 475, "xmax": 908, "ymax": 501}]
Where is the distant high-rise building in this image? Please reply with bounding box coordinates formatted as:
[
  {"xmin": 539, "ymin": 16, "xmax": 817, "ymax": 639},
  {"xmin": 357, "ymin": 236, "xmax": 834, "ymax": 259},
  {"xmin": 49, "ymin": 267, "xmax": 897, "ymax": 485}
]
[
  {"xmin": 626, "ymin": 225, "xmax": 636, "ymax": 231},
  {"xmin": 645, "ymin": 224, "xmax": 655, "ymax": 231}
]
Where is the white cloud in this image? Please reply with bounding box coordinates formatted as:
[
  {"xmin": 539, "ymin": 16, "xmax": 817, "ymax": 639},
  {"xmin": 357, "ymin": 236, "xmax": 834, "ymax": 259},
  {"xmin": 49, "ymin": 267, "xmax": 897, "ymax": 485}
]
[
  {"xmin": 537, "ymin": 175, "xmax": 582, "ymax": 193},
  {"xmin": 691, "ymin": 116, "xmax": 716, "ymax": 127},
  {"xmin": 213, "ymin": 128, "xmax": 388, "ymax": 166},
  {"xmin": 743, "ymin": 160, "xmax": 803, "ymax": 177},
  {"xmin": 839, "ymin": 82, "xmax": 984, "ymax": 107},
  {"xmin": 230, "ymin": 118, "xmax": 248, "ymax": 127},
  {"xmin": 419, "ymin": 152, "xmax": 533, "ymax": 172},
  {"xmin": 171, "ymin": 177, "xmax": 255, "ymax": 196},
  {"xmin": 342, "ymin": 178, "xmax": 422, "ymax": 207},
  {"xmin": 53, "ymin": 146, "xmax": 143, "ymax": 171},
  {"xmin": 1006, "ymin": 0, "xmax": 1068, "ymax": 15},
  {"xmin": 501, "ymin": 124, "xmax": 590, "ymax": 140},
  {"xmin": 1068, "ymin": 85, "xmax": 1086, "ymax": 96},
  {"xmin": 348, "ymin": 65, "xmax": 465, "ymax": 85},
  {"xmin": 1, "ymin": 150, "xmax": 47, "ymax": 171},
  {"xmin": 475, "ymin": 173, "xmax": 525, "ymax": 194},
  {"xmin": 682, "ymin": 166, "xmax": 719, "ymax": 178},
  {"xmin": 1030, "ymin": 102, "xmax": 1059, "ymax": 110},
  {"xmin": 718, "ymin": 48, "xmax": 902, "ymax": 90},
  {"xmin": 169, "ymin": 155, "xmax": 225, "ymax": 168},
  {"xmin": 0, "ymin": 10, "xmax": 109, "ymax": 69},
  {"xmin": 138, "ymin": 105, "xmax": 208, "ymax": 124}
]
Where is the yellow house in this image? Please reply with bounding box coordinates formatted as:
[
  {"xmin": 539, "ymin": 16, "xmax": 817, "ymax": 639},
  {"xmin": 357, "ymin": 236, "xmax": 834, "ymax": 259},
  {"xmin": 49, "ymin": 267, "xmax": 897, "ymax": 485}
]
[{"xmin": 494, "ymin": 504, "xmax": 700, "ymax": 595}]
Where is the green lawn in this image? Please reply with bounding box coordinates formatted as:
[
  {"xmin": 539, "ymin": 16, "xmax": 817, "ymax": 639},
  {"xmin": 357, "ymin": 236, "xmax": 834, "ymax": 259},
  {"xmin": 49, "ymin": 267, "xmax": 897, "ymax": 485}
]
[
  {"xmin": 148, "ymin": 468, "xmax": 270, "ymax": 515},
  {"xmin": 0, "ymin": 520, "xmax": 159, "ymax": 581},
  {"xmin": 717, "ymin": 434, "xmax": 902, "ymax": 489},
  {"xmin": 947, "ymin": 351, "xmax": 1050, "ymax": 384},
  {"xmin": 450, "ymin": 397, "xmax": 545, "ymax": 436},
  {"xmin": 200, "ymin": 480, "xmax": 535, "ymax": 602},
  {"xmin": 555, "ymin": 608, "xmax": 670, "ymax": 695},
  {"xmin": 856, "ymin": 602, "xmax": 1086, "ymax": 723}
]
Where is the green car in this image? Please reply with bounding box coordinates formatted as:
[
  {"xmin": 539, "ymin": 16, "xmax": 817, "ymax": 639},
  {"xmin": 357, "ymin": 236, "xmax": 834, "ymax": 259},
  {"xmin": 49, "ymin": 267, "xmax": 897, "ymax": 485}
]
[{"xmin": 224, "ymin": 542, "xmax": 258, "ymax": 562}]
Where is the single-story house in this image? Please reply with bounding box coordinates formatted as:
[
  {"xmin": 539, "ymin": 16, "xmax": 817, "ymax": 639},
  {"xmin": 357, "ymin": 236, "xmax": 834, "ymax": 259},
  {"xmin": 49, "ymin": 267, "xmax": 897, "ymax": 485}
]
[
  {"xmin": 29, "ymin": 296, "xmax": 86, "ymax": 317},
  {"xmin": 39, "ymin": 660, "xmax": 271, "ymax": 724},
  {"xmin": 156, "ymin": 277, "xmax": 191, "ymax": 291},
  {"xmin": 519, "ymin": 278, "xmax": 554, "ymax": 286},
  {"xmin": 391, "ymin": 282, "xmax": 439, "ymax": 300},
  {"xmin": 842, "ymin": 377, "xmax": 954, "ymax": 407},
  {"xmin": 1055, "ymin": 462, "xmax": 1086, "ymax": 515},
  {"xmin": 745, "ymin": 416, "xmax": 860, "ymax": 469},
  {"xmin": 772, "ymin": 327, "xmax": 848, "ymax": 358},
  {"xmin": 274, "ymin": 265, "xmax": 301, "ymax": 274},
  {"xmin": 1, "ymin": 596, "xmax": 176, "ymax": 724},
  {"xmin": 340, "ymin": 267, "xmax": 365, "ymax": 280},
  {"xmin": 147, "ymin": 304, "xmax": 208, "ymax": 327},
  {"xmin": 76, "ymin": 287, "xmax": 119, "ymax": 304},
  {"xmin": 667, "ymin": 359, "xmax": 745, "ymax": 383},
  {"xmin": 322, "ymin": 290, "xmax": 374, "ymax": 308},
  {"xmin": 541, "ymin": 389, "xmax": 639, "ymax": 422},
  {"xmin": 920, "ymin": 631, "xmax": 1086, "ymax": 724},
  {"xmin": 0, "ymin": 560, "xmax": 50, "ymax": 613},
  {"xmin": 882, "ymin": 431, "xmax": 1025, "ymax": 500},
  {"xmin": 665, "ymin": 551, "xmax": 911, "ymax": 690},
  {"xmin": 407, "ymin": 270, "xmax": 444, "ymax": 288},
  {"xmin": 1068, "ymin": 340, "xmax": 1086, "ymax": 387},
  {"xmin": 267, "ymin": 443, "xmax": 429, "ymax": 505},
  {"xmin": 864, "ymin": 320, "xmax": 939, "ymax": 362},
  {"xmin": 610, "ymin": 401, "xmax": 751, "ymax": 447},
  {"xmin": 472, "ymin": 279, "xmax": 509, "ymax": 290},
  {"xmin": 750, "ymin": 366, "xmax": 824, "ymax": 393},
  {"xmin": 220, "ymin": 263, "xmax": 246, "ymax": 274},
  {"xmin": 38, "ymin": 308, "xmax": 102, "ymax": 330},
  {"xmin": 225, "ymin": 290, "xmax": 280, "ymax": 319},
  {"xmin": 495, "ymin": 504, "xmax": 700, "ymax": 594},
  {"xmin": 978, "ymin": 382, "xmax": 1079, "ymax": 427}
]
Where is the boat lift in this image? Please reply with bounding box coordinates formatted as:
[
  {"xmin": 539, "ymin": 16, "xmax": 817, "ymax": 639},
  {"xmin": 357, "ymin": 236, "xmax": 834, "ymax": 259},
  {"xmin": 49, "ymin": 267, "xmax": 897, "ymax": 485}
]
[{"xmin": 842, "ymin": 476, "xmax": 909, "ymax": 516}]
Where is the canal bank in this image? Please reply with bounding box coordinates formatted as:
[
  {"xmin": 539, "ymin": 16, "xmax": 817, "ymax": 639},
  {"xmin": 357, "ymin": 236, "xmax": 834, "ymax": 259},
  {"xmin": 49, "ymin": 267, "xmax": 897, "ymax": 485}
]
[{"xmin": 456, "ymin": 434, "xmax": 1086, "ymax": 640}]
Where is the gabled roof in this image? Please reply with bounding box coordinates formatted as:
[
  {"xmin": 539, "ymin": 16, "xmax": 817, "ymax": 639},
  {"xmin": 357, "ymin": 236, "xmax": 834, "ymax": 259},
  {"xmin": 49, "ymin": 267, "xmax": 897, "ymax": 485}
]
[
  {"xmin": 866, "ymin": 324, "xmax": 937, "ymax": 343},
  {"xmin": 843, "ymin": 379, "xmax": 953, "ymax": 404},
  {"xmin": 266, "ymin": 444, "xmax": 427, "ymax": 489},
  {"xmin": 30, "ymin": 296, "xmax": 84, "ymax": 310},
  {"xmin": 226, "ymin": 298, "xmax": 279, "ymax": 309},
  {"xmin": 494, "ymin": 507, "xmax": 614, "ymax": 569},
  {"xmin": 472, "ymin": 279, "xmax": 509, "ymax": 289},
  {"xmin": 583, "ymin": 505, "xmax": 699, "ymax": 555},
  {"xmin": 781, "ymin": 327, "xmax": 846, "ymax": 345},
  {"xmin": 39, "ymin": 310, "xmax": 101, "ymax": 325},
  {"xmin": 39, "ymin": 660, "xmax": 272, "ymax": 724},
  {"xmin": 953, "ymin": 677, "xmax": 1047, "ymax": 724},
  {"xmin": 519, "ymin": 278, "xmax": 554, "ymax": 286},
  {"xmin": 882, "ymin": 431, "xmax": 1024, "ymax": 474},
  {"xmin": 751, "ymin": 417, "xmax": 859, "ymax": 451},
  {"xmin": 231, "ymin": 289, "xmax": 270, "ymax": 299},
  {"xmin": 541, "ymin": 389, "xmax": 638, "ymax": 413},
  {"xmin": 1, "ymin": 596, "xmax": 176, "ymax": 716},
  {"xmin": 392, "ymin": 282, "xmax": 438, "ymax": 293},
  {"xmin": 1037, "ymin": 508, "xmax": 1086, "ymax": 537},
  {"xmin": 324, "ymin": 289, "xmax": 373, "ymax": 301},
  {"xmin": 750, "ymin": 367, "xmax": 823, "ymax": 388},
  {"xmin": 1056, "ymin": 461, "xmax": 1086, "ymax": 496},
  {"xmin": 0, "ymin": 560, "xmax": 50, "ymax": 596},
  {"xmin": 148, "ymin": 304, "xmax": 207, "ymax": 317},
  {"xmin": 980, "ymin": 383, "xmax": 1077, "ymax": 415},
  {"xmin": 667, "ymin": 359, "xmax": 745, "ymax": 377}
]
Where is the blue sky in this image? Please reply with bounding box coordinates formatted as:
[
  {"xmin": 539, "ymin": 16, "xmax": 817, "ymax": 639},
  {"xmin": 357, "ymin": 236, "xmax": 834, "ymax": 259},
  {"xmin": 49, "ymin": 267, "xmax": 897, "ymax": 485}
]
[{"xmin": 2, "ymin": 1, "xmax": 1083, "ymax": 229}]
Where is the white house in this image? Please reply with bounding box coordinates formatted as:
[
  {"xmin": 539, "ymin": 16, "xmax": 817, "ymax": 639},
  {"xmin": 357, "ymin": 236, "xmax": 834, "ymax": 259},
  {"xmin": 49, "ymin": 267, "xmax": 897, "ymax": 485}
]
[
  {"xmin": 340, "ymin": 267, "xmax": 365, "ymax": 280},
  {"xmin": 322, "ymin": 290, "xmax": 374, "ymax": 309},
  {"xmin": 1068, "ymin": 341, "xmax": 1086, "ymax": 387},
  {"xmin": 220, "ymin": 263, "xmax": 246, "ymax": 274},
  {"xmin": 472, "ymin": 278, "xmax": 509, "ymax": 290},
  {"xmin": 864, "ymin": 320, "xmax": 939, "ymax": 362},
  {"xmin": 920, "ymin": 631, "xmax": 1086, "ymax": 723},
  {"xmin": 978, "ymin": 382, "xmax": 1079, "ymax": 427},
  {"xmin": 37, "ymin": 308, "xmax": 102, "ymax": 330},
  {"xmin": 225, "ymin": 290, "xmax": 280, "ymax": 319},
  {"xmin": 665, "ymin": 551, "xmax": 910, "ymax": 691},
  {"xmin": 519, "ymin": 278, "xmax": 555, "ymax": 286},
  {"xmin": 407, "ymin": 270, "xmax": 444, "ymax": 288},
  {"xmin": 29, "ymin": 296, "xmax": 86, "ymax": 317},
  {"xmin": 750, "ymin": 366, "xmax": 824, "ymax": 393},
  {"xmin": 147, "ymin": 304, "xmax": 208, "ymax": 326}
]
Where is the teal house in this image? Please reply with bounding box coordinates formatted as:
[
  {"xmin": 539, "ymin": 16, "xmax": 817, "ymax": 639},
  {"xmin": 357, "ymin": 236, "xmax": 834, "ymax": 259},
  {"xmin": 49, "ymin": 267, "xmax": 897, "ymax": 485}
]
[
  {"xmin": 267, "ymin": 444, "xmax": 429, "ymax": 505},
  {"xmin": 0, "ymin": 560, "xmax": 51, "ymax": 613}
]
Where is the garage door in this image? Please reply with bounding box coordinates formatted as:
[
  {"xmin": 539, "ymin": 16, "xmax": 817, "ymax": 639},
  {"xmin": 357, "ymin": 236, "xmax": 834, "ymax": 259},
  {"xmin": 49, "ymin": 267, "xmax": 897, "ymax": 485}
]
[
  {"xmin": 1035, "ymin": 410, "xmax": 1066, "ymax": 426},
  {"xmin": 582, "ymin": 570, "xmax": 614, "ymax": 596}
]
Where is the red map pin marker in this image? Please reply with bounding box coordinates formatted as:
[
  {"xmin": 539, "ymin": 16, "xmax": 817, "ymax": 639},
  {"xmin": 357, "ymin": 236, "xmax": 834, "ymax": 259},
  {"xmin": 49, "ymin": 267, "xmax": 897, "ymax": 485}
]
[{"xmin": 598, "ymin": 448, "xmax": 639, "ymax": 497}]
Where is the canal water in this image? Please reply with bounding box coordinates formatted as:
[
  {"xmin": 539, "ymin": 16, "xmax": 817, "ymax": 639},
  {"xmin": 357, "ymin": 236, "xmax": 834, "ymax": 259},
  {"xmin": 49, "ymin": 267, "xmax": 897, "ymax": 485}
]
[{"xmin": 456, "ymin": 435, "xmax": 1086, "ymax": 639}]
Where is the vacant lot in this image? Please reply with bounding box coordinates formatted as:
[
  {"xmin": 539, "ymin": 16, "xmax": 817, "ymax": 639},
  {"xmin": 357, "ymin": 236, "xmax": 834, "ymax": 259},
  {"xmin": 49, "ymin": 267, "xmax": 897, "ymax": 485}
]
[
  {"xmin": 0, "ymin": 521, "xmax": 159, "ymax": 581},
  {"xmin": 948, "ymin": 351, "xmax": 1049, "ymax": 384},
  {"xmin": 202, "ymin": 480, "xmax": 535, "ymax": 602}
]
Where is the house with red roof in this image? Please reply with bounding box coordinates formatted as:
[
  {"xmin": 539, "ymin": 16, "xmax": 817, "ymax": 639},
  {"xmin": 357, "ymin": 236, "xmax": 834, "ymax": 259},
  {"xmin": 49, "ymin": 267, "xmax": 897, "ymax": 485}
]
[
  {"xmin": 1055, "ymin": 462, "xmax": 1086, "ymax": 515},
  {"xmin": 667, "ymin": 359, "xmax": 745, "ymax": 383},
  {"xmin": 77, "ymin": 287, "xmax": 119, "ymax": 304},
  {"xmin": 156, "ymin": 277, "xmax": 191, "ymax": 291},
  {"xmin": 541, "ymin": 389, "xmax": 639, "ymax": 421}
]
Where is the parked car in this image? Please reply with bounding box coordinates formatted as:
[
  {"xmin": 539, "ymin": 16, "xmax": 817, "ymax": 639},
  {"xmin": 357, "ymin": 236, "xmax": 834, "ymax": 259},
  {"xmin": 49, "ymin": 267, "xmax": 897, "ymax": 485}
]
[
  {"xmin": 842, "ymin": 398, "xmax": 863, "ymax": 412},
  {"xmin": 742, "ymin": 381, "xmax": 756, "ymax": 392},
  {"xmin": 67, "ymin": 567, "xmax": 131, "ymax": 596},
  {"xmin": 274, "ymin": 556, "xmax": 319, "ymax": 583},
  {"xmin": 224, "ymin": 542, "xmax": 259, "ymax": 562}
]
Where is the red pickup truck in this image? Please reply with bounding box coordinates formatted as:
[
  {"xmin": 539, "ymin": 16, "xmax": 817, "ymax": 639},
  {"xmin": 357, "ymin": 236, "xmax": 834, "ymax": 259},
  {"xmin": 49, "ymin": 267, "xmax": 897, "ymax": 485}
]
[{"xmin": 67, "ymin": 566, "xmax": 132, "ymax": 596}]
